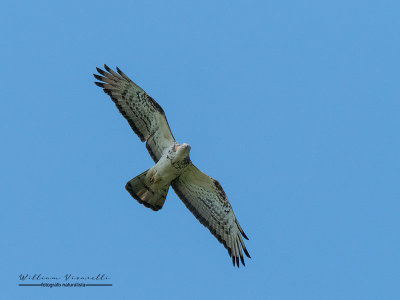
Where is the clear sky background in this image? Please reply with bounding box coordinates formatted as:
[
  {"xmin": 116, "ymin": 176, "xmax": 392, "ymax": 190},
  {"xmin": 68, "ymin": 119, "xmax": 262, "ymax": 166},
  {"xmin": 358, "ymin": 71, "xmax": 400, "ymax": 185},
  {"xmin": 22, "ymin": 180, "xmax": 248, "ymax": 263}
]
[{"xmin": 2, "ymin": 0, "xmax": 399, "ymax": 299}]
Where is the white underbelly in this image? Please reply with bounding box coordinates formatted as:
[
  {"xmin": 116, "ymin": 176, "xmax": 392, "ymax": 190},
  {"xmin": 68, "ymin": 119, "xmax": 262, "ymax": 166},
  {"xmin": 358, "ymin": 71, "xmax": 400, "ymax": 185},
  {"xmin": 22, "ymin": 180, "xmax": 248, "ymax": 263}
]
[{"xmin": 150, "ymin": 158, "xmax": 178, "ymax": 186}]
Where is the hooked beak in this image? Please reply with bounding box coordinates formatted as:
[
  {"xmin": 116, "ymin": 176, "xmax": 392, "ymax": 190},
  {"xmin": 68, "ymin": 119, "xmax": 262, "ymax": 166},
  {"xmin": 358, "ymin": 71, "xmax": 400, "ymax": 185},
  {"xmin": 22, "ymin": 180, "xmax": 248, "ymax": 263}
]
[{"xmin": 181, "ymin": 143, "xmax": 191, "ymax": 152}]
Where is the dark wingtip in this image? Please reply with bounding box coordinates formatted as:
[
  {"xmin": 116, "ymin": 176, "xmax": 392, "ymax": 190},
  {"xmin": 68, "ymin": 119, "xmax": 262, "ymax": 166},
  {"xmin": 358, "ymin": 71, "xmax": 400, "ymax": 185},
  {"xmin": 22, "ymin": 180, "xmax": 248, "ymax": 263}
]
[
  {"xmin": 228, "ymin": 248, "xmax": 232, "ymax": 257},
  {"xmin": 240, "ymin": 255, "xmax": 245, "ymax": 266},
  {"xmin": 93, "ymin": 74, "xmax": 103, "ymax": 81},
  {"xmin": 236, "ymin": 256, "xmax": 240, "ymax": 268},
  {"xmin": 232, "ymin": 256, "xmax": 235, "ymax": 267},
  {"xmin": 116, "ymin": 66, "xmax": 123, "ymax": 75},
  {"xmin": 243, "ymin": 248, "xmax": 251, "ymax": 258},
  {"xmin": 242, "ymin": 231, "xmax": 249, "ymax": 240},
  {"xmin": 96, "ymin": 67, "xmax": 105, "ymax": 75},
  {"xmin": 104, "ymin": 64, "xmax": 111, "ymax": 72},
  {"xmin": 94, "ymin": 82, "xmax": 104, "ymax": 87}
]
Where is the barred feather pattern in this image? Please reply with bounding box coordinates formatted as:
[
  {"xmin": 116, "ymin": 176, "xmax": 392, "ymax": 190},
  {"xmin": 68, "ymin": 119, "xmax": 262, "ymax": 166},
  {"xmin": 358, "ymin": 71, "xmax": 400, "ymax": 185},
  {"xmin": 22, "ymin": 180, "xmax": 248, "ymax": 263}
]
[
  {"xmin": 172, "ymin": 164, "xmax": 250, "ymax": 267},
  {"xmin": 94, "ymin": 65, "xmax": 175, "ymax": 162}
]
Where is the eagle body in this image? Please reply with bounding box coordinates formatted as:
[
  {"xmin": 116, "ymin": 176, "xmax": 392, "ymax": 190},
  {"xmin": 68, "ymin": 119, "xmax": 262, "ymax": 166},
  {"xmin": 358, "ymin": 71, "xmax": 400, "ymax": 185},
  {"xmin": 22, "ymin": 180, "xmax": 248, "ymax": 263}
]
[
  {"xmin": 149, "ymin": 143, "xmax": 191, "ymax": 186},
  {"xmin": 125, "ymin": 142, "xmax": 191, "ymax": 211},
  {"xmin": 148, "ymin": 143, "xmax": 191, "ymax": 189},
  {"xmin": 94, "ymin": 65, "xmax": 251, "ymax": 267}
]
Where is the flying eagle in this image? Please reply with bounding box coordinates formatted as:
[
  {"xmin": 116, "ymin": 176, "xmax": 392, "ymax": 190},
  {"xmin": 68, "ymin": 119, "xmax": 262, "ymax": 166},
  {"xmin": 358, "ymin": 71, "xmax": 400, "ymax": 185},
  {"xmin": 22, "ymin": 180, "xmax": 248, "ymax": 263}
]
[{"xmin": 94, "ymin": 65, "xmax": 251, "ymax": 267}]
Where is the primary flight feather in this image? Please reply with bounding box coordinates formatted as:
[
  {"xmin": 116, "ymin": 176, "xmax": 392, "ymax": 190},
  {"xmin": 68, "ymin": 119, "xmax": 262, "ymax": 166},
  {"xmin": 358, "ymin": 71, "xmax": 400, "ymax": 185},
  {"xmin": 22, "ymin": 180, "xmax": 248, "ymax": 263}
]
[{"xmin": 94, "ymin": 65, "xmax": 251, "ymax": 267}]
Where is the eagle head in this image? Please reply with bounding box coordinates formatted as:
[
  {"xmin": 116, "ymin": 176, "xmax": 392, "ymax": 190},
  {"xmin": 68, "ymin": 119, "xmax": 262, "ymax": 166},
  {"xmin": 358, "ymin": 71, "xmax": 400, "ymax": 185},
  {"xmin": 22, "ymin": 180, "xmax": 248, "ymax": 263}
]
[{"xmin": 170, "ymin": 142, "xmax": 191, "ymax": 164}]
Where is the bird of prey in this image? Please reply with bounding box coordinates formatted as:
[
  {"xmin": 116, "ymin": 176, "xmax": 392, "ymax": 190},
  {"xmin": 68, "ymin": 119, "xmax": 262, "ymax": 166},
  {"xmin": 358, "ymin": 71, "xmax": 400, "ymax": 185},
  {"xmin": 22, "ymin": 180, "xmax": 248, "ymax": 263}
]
[{"xmin": 94, "ymin": 65, "xmax": 251, "ymax": 267}]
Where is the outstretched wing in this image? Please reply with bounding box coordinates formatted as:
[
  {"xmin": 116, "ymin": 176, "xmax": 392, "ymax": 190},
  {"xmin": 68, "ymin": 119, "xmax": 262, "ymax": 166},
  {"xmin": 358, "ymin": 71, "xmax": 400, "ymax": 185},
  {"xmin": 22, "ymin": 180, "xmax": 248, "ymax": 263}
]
[
  {"xmin": 172, "ymin": 164, "xmax": 251, "ymax": 267},
  {"xmin": 94, "ymin": 65, "xmax": 175, "ymax": 162}
]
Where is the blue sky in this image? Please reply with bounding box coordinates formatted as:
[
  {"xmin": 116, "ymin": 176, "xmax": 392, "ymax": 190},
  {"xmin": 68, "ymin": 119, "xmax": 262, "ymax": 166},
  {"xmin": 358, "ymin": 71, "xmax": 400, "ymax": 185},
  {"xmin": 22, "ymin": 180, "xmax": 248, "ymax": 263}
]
[{"xmin": 2, "ymin": 0, "xmax": 399, "ymax": 299}]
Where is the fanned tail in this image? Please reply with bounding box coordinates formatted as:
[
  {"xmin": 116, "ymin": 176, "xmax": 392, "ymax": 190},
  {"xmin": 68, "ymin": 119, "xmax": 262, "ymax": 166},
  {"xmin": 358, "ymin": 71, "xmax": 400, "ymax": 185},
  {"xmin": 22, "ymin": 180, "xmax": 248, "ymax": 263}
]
[{"xmin": 125, "ymin": 169, "xmax": 169, "ymax": 211}]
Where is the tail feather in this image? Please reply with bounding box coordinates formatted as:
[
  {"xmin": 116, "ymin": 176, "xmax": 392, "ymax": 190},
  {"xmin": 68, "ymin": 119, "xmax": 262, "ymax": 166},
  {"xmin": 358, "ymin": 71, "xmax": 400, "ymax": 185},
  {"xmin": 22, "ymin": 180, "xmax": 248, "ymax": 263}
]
[{"xmin": 125, "ymin": 169, "xmax": 169, "ymax": 211}]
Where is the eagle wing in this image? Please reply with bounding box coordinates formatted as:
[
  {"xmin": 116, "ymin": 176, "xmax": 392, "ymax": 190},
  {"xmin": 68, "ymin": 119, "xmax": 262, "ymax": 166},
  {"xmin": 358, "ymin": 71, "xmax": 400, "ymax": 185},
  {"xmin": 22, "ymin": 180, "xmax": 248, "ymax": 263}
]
[
  {"xmin": 94, "ymin": 65, "xmax": 175, "ymax": 162},
  {"xmin": 172, "ymin": 163, "xmax": 251, "ymax": 267}
]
